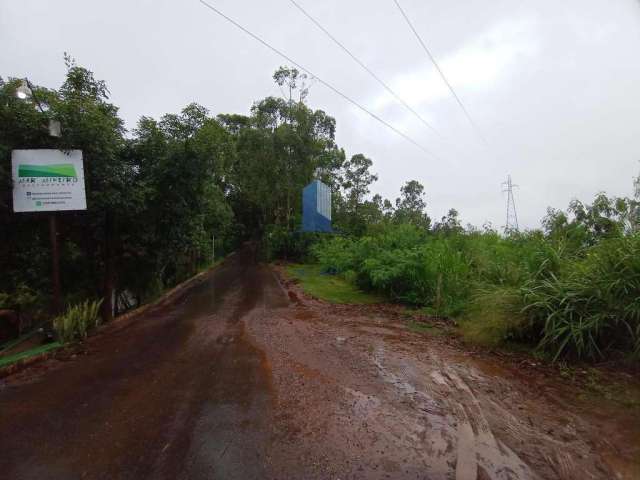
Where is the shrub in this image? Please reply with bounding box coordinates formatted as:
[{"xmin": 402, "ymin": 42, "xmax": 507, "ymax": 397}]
[
  {"xmin": 522, "ymin": 234, "xmax": 640, "ymax": 361},
  {"xmin": 311, "ymin": 235, "xmax": 358, "ymax": 274},
  {"xmin": 359, "ymin": 238, "xmax": 470, "ymax": 316},
  {"xmin": 53, "ymin": 299, "xmax": 103, "ymax": 343},
  {"xmin": 312, "ymin": 225, "xmax": 469, "ymax": 316}
]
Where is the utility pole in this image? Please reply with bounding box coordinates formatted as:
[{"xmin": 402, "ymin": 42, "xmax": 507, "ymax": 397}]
[{"xmin": 502, "ymin": 175, "xmax": 519, "ymax": 232}]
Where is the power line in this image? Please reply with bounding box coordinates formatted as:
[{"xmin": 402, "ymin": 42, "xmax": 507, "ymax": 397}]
[
  {"xmin": 198, "ymin": 0, "xmax": 437, "ymax": 158},
  {"xmin": 392, "ymin": 0, "xmax": 489, "ymax": 146},
  {"xmin": 287, "ymin": 0, "xmax": 443, "ymax": 140}
]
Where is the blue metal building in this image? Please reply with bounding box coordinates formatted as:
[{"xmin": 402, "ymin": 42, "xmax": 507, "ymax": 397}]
[{"xmin": 302, "ymin": 180, "xmax": 332, "ymax": 232}]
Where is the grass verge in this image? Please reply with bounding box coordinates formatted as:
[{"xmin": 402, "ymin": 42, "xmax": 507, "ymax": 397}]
[
  {"xmin": 0, "ymin": 342, "xmax": 62, "ymax": 368},
  {"xmin": 286, "ymin": 264, "xmax": 385, "ymax": 304}
]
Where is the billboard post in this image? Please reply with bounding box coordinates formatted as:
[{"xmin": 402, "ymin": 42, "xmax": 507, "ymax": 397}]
[
  {"xmin": 48, "ymin": 215, "xmax": 61, "ymax": 314},
  {"xmin": 12, "ymin": 149, "xmax": 87, "ymax": 315}
]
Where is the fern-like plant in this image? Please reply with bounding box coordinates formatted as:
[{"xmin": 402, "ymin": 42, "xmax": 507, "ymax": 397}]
[{"xmin": 53, "ymin": 299, "xmax": 104, "ymax": 343}]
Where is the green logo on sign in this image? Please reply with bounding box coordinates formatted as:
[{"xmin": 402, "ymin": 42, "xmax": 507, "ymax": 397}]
[{"xmin": 18, "ymin": 164, "xmax": 77, "ymax": 178}]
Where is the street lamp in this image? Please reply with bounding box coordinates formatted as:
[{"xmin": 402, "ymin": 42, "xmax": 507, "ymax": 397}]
[{"xmin": 15, "ymin": 78, "xmax": 61, "ymax": 137}]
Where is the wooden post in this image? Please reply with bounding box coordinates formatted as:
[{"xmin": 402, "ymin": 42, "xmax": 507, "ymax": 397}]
[{"xmin": 49, "ymin": 214, "xmax": 62, "ymax": 315}]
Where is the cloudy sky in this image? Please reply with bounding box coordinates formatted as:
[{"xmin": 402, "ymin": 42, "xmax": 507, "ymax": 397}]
[{"xmin": 3, "ymin": 0, "xmax": 640, "ymax": 229}]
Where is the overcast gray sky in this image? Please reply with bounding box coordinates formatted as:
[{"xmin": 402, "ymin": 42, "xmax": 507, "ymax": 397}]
[{"xmin": 3, "ymin": 0, "xmax": 640, "ymax": 229}]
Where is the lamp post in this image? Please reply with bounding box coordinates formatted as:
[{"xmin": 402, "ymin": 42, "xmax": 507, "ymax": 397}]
[{"xmin": 15, "ymin": 79, "xmax": 63, "ymax": 315}]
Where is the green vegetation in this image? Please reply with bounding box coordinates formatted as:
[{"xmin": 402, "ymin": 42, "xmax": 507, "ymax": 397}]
[
  {"xmin": 53, "ymin": 299, "xmax": 103, "ymax": 343},
  {"xmin": 310, "ymin": 190, "xmax": 640, "ymax": 362},
  {"xmin": 459, "ymin": 287, "xmax": 526, "ymax": 347},
  {"xmin": 1, "ymin": 61, "xmax": 348, "ymax": 324},
  {"xmin": 0, "ymin": 342, "xmax": 62, "ymax": 368},
  {"xmin": 286, "ymin": 264, "xmax": 384, "ymax": 304}
]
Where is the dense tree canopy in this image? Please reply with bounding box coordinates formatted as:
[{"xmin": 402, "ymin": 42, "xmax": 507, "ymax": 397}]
[{"xmin": 0, "ymin": 61, "xmax": 383, "ymax": 317}]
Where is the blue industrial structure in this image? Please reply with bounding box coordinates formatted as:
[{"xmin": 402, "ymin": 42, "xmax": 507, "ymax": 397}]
[{"xmin": 302, "ymin": 180, "xmax": 332, "ymax": 232}]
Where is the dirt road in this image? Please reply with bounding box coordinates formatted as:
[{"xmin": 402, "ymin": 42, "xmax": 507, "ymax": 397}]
[{"xmin": 1, "ymin": 248, "xmax": 638, "ymax": 479}]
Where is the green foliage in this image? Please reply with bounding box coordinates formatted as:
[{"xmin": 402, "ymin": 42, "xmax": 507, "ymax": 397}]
[
  {"xmin": 312, "ymin": 214, "xmax": 640, "ymax": 362},
  {"xmin": 3, "ymin": 60, "xmax": 343, "ymax": 319},
  {"xmin": 53, "ymin": 299, "xmax": 103, "ymax": 343},
  {"xmin": 522, "ymin": 234, "xmax": 640, "ymax": 361},
  {"xmin": 461, "ymin": 287, "xmax": 528, "ymax": 347},
  {"xmin": 393, "ymin": 180, "xmax": 430, "ymax": 229},
  {"xmin": 0, "ymin": 284, "xmax": 42, "ymax": 311}
]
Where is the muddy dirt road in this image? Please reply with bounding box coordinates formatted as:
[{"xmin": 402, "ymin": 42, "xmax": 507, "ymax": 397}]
[{"xmin": 1, "ymin": 249, "xmax": 638, "ymax": 479}]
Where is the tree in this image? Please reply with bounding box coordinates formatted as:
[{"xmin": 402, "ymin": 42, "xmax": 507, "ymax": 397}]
[
  {"xmin": 393, "ymin": 180, "xmax": 430, "ymax": 229},
  {"xmin": 273, "ymin": 66, "xmax": 310, "ymax": 105},
  {"xmin": 433, "ymin": 208, "xmax": 462, "ymax": 234},
  {"xmin": 336, "ymin": 153, "xmax": 378, "ymax": 235},
  {"xmin": 0, "ymin": 61, "xmax": 371, "ymax": 323},
  {"xmin": 125, "ymin": 104, "xmax": 236, "ymax": 290},
  {"xmin": 230, "ymin": 67, "xmax": 340, "ymax": 234}
]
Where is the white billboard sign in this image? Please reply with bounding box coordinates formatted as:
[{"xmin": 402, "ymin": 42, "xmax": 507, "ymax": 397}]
[{"xmin": 12, "ymin": 149, "xmax": 87, "ymax": 212}]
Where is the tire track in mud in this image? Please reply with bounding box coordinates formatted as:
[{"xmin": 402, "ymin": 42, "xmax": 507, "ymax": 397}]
[{"xmin": 371, "ymin": 345, "xmax": 533, "ymax": 479}]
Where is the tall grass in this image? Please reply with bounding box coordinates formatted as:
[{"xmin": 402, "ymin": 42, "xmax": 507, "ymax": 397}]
[
  {"xmin": 522, "ymin": 235, "xmax": 640, "ymax": 361},
  {"xmin": 53, "ymin": 299, "xmax": 103, "ymax": 343}
]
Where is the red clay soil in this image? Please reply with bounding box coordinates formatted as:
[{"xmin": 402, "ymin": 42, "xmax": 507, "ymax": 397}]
[{"xmin": 0, "ymin": 247, "xmax": 638, "ymax": 480}]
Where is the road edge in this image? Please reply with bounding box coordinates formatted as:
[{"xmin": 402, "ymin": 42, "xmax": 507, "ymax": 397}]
[{"xmin": 0, "ymin": 254, "xmax": 234, "ymax": 379}]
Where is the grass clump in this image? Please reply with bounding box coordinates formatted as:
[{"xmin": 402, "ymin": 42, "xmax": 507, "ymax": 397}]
[
  {"xmin": 286, "ymin": 264, "xmax": 384, "ymax": 304},
  {"xmin": 460, "ymin": 287, "xmax": 528, "ymax": 347},
  {"xmin": 523, "ymin": 235, "xmax": 640, "ymax": 361},
  {"xmin": 54, "ymin": 299, "xmax": 103, "ymax": 343}
]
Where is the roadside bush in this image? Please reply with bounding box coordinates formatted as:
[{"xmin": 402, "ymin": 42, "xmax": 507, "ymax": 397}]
[
  {"xmin": 522, "ymin": 234, "xmax": 640, "ymax": 361},
  {"xmin": 311, "ymin": 235, "xmax": 358, "ymax": 274},
  {"xmin": 312, "ymin": 225, "xmax": 469, "ymax": 316},
  {"xmin": 312, "ymin": 222, "xmax": 640, "ymax": 362},
  {"xmin": 360, "ymin": 238, "xmax": 470, "ymax": 316},
  {"xmin": 54, "ymin": 299, "xmax": 103, "ymax": 343}
]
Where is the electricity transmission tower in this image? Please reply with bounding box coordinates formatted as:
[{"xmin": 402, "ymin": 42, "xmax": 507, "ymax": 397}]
[{"xmin": 502, "ymin": 175, "xmax": 519, "ymax": 232}]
